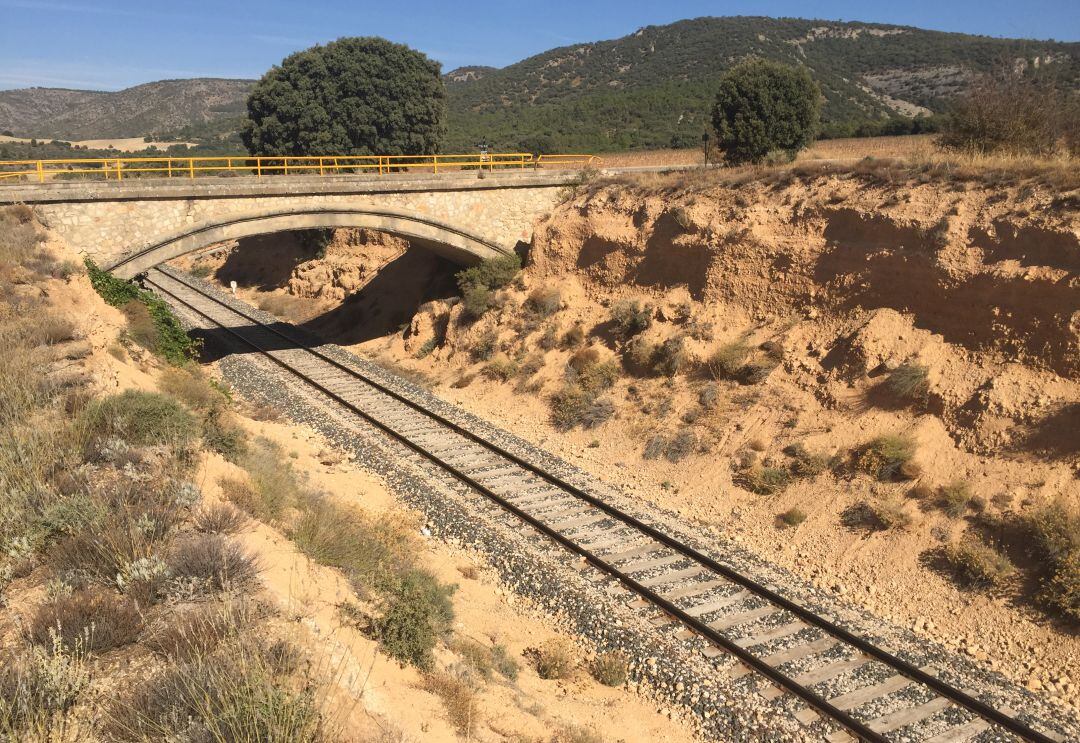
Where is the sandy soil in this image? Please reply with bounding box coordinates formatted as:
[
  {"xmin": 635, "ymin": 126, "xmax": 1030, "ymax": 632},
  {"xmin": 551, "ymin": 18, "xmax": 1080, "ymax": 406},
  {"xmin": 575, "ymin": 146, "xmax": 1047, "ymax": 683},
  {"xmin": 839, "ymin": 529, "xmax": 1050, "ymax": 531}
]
[{"xmin": 174, "ymin": 163, "xmax": 1080, "ymax": 712}]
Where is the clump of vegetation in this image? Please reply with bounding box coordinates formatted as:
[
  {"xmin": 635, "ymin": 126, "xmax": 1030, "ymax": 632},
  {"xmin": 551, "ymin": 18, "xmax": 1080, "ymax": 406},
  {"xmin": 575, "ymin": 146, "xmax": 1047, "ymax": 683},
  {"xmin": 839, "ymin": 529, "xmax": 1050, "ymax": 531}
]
[
  {"xmin": 643, "ymin": 428, "xmax": 698, "ymax": 463},
  {"xmin": 1025, "ymin": 498, "xmax": 1080, "ymax": 621},
  {"xmin": 107, "ymin": 635, "xmax": 327, "ymax": 742},
  {"xmin": 449, "ymin": 637, "xmax": 519, "ymax": 681},
  {"xmin": 777, "ymin": 507, "xmax": 807, "ymax": 528},
  {"xmin": 30, "ymin": 588, "xmax": 143, "ymax": 653},
  {"xmin": 167, "ymin": 534, "xmax": 261, "ymax": 593},
  {"xmin": 885, "ymin": 362, "xmax": 930, "ymax": 401},
  {"xmin": 471, "ymin": 328, "xmax": 499, "ymax": 361},
  {"xmin": 707, "ymin": 340, "xmax": 751, "ymax": 379},
  {"xmin": 855, "ymin": 434, "xmax": 919, "ymax": 481},
  {"xmin": 560, "ymin": 323, "xmax": 586, "ymax": 349},
  {"xmin": 81, "ymin": 390, "xmax": 199, "ymax": 448},
  {"xmin": 712, "ymin": 58, "xmax": 821, "ymax": 165},
  {"xmin": 373, "ymin": 569, "xmax": 456, "ymax": 670},
  {"xmin": 787, "ymin": 443, "xmax": 831, "ymax": 478},
  {"xmin": 653, "ymin": 335, "xmax": 689, "ymax": 377},
  {"xmin": 591, "ymin": 651, "xmax": 628, "ymax": 687},
  {"xmin": 526, "ymin": 286, "xmax": 562, "ymax": 317},
  {"xmin": 86, "ymin": 259, "xmax": 199, "ymax": 365},
  {"xmin": 549, "ymin": 348, "xmax": 619, "ymax": 430},
  {"xmin": 736, "ymin": 465, "xmax": 791, "ymax": 495},
  {"xmin": 482, "ymin": 355, "xmax": 518, "ymax": 382},
  {"xmin": 937, "ymin": 481, "xmax": 975, "ymax": 518},
  {"xmin": 423, "ymin": 669, "xmax": 479, "ymax": 737},
  {"xmin": 941, "ymin": 538, "xmax": 1015, "ymax": 589},
  {"xmin": 857, "ymin": 496, "xmax": 913, "ymax": 531},
  {"xmin": 456, "ymin": 254, "xmax": 521, "ymax": 320},
  {"xmin": 144, "ymin": 601, "xmax": 258, "ymax": 663},
  {"xmin": 939, "ymin": 72, "xmax": 1079, "ymax": 158},
  {"xmin": 222, "ymin": 437, "xmax": 308, "ymax": 523},
  {"xmin": 534, "ymin": 639, "xmax": 575, "ymax": 680},
  {"xmin": 610, "ymin": 299, "xmax": 652, "ymax": 338}
]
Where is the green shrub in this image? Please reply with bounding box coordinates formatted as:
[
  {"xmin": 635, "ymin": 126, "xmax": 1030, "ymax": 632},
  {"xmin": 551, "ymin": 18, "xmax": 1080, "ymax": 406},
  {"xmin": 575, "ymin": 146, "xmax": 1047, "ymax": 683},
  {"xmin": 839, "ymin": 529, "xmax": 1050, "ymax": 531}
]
[
  {"xmin": 225, "ymin": 437, "xmax": 307, "ymax": 523},
  {"xmin": 856, "ymin": 434, "xmax": 918, "ymax": 481},
  {"xmin": 201, "ymin": 408, "xmax": 248, "ymax": 460},
  {"xmin": 712, "ymin": 59, "xmax": 821, "ymax": 165},
  {"xmin": 81, "ymin": 390, "xmax": 198, "ymax": 447},
  {"xmin": 591, "ymin": 651, "xmax": 628, "ymax": 687},
  {"xmin": 0, "ymin": 633, "xmax": 90, "ymax": 738},
  {"xmin": 449, "ymin": 637, "xmax": 519, "ymax": 682},
  {"xmin": 777, "ymin": 507, "xmax": 807, "ymax": 527},
  {"xmin": 289, "ymin": 496, "xmax": 415, "ymax": 593},
  {"xmin": 461, "ymin": 285, "xmax": 492, "ymax": 320},
  {"xmin": 886, "ymin": 362, "xmax": 930, "ymax": 400},
  {"xmin": 787, "ymin": 443, "xmax": 830, "ymax": 478},
  {"xmin": 374, "ymin": 569, "xmax": 456, "ymax": 670},
  {"xmin": 86, "ymin": 259, "xmax": 198, "ymax": 365},
  {"xmin": 456, "ymin": 254, "xmax": 521, "ymax": 320},
  {"xmin": 942, "ymin": 538, "xmax": 1015, "ymax": 589},
  {"xmin": 1026, "ymin": 498, "xmax": 1080, "ymax": 621},
  {"xmin": 610, "ymin": 299, "xmax": 652, "ymax": 338},
  {"xmin": 535, "ymin": 639, "xmax": 575, "ymax": 680},
  {"xmin": 937, "ymin": 481, "xmax": 974, "ymax": 518}
]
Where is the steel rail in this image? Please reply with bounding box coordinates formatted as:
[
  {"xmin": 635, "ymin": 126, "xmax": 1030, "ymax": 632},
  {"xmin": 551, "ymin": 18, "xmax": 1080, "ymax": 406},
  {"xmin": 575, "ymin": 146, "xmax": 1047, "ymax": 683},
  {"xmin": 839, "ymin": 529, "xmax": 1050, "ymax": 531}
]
[{"xmin": 146, "ymin": 267, "xmax": 1056, "ymax": 743}]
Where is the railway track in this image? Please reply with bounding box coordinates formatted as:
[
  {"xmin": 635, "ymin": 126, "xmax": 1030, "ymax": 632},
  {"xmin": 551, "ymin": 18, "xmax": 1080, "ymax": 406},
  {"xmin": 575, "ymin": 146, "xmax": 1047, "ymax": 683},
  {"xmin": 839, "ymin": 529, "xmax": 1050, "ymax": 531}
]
[{"xmin": 145, "ymin": 265, "xmax": 1060, "ymax": 743}]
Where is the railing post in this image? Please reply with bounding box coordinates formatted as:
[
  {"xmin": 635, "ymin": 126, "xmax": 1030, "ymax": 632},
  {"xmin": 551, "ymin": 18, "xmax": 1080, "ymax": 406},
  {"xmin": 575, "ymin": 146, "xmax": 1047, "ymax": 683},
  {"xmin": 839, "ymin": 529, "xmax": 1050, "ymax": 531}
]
[
  {"xmin": 227, "ymin": 157, "xmax": 232, "ymax": 174},
  {"xmin": 319, "ymin": 157, "xmax": 324, "ymax": 176},
  {"xmin": 256, "ymin": 158, "xmax": 262, "ymax": 178},
  {"xmin": 167, "ymin": 158, "xmax": 173, "ymax": 178},
  {"xmin": 433, "ymin": 155, "xmax": 438, "ymax": 174},
  {"xmin": 36, "ymin": 160, "xmax": 43, "ymax": 183},
  {"xmin": 284, "ymin": 158, "xmax": 289, "ymax": 175},
  {"xmin": 189, "ymin": 159, "xmax": 194, "ymax": 179},
  {"xmin": 116, "ymin": 159, "xmax": 123, "ymax": 181}
]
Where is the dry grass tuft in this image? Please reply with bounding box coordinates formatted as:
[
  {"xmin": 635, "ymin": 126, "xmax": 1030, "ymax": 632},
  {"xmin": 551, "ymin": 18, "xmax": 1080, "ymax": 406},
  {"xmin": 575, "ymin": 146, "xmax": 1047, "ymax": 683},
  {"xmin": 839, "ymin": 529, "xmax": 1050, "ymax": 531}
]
[
  {"xmin": 590, "ymin": 651, "xmax": 628, "ymax": 687},
  {"xmin": 856, "ymin": 434, "xmax": 919, "ymax": 481},
  {"xmin": 423, "ymin": 670, "xmax": 479, "ymax": 737},
  {"xmin": 193, "ymin": 502, "xmax": 250, "ymax": 535},
  {"xmin": 167, "ymin": 534, "xmax": 260, "ymax": 592},
  {"xmin": 29, "ymin": 588, "xmax": 143, "ymax": 653},
  {"xmin": 534, "ymin": 639, "xmax": 575, "ymax": 680},
  {"xmin": 941, "ymin": 538, "xmax": 1015, "ymax": 589}
]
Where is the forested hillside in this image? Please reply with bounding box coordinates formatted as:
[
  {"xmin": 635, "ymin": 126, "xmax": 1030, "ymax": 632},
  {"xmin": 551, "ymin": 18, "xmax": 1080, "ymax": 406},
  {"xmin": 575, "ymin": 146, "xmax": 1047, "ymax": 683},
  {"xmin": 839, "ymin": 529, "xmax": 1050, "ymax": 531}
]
[{"xmin": 2, "ymin": 16, "xmax": 1076, "ymax": 152}]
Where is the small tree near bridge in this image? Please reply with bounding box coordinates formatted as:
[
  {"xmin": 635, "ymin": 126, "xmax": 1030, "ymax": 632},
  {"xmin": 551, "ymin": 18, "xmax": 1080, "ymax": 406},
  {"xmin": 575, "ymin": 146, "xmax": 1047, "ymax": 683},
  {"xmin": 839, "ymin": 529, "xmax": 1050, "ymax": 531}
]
[{"xmin": 242, "ymin": 37, "xmax": 446, "ymax": 157}]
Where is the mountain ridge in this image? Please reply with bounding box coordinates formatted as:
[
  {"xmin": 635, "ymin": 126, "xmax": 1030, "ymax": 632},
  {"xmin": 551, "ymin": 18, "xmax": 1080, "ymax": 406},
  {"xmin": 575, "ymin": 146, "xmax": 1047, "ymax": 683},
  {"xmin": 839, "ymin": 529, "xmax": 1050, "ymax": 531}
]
[{"xmin": 2, "ymin": 16, "xmax": 1076, "ymax": 150}]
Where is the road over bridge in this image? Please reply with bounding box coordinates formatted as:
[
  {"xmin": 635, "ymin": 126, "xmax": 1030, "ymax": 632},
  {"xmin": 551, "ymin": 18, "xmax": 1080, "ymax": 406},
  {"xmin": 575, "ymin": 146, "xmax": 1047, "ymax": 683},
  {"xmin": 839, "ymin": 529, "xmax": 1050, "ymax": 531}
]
[{"xmin": 0, "ymin": 156, "xmax": 593, "ymax": 277}]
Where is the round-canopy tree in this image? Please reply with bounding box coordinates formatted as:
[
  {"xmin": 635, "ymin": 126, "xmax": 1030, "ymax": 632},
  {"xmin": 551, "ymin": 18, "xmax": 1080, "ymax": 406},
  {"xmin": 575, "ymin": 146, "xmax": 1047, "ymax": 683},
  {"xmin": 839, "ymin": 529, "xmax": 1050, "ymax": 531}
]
[
  {"xmin": 242, "ymin": 37, "xmax": 446, "ymax": 157},
  {"xmin": 712, "ymin": 59, "xmax": 821, "ymax": 165}
]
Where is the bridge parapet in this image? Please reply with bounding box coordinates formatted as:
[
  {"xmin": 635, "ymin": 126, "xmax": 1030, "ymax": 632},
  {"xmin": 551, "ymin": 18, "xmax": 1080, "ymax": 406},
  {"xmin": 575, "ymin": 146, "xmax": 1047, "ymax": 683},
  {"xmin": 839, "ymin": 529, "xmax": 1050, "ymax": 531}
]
[{"xmin": 0, "ymin": 171, "xmax": 583, "ymax": 276}]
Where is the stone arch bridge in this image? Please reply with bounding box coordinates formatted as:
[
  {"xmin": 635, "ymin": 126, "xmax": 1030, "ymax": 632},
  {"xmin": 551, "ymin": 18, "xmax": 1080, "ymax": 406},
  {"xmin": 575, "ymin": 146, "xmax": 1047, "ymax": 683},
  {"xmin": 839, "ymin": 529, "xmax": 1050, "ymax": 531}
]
[{"xmin": 0, "ymin": 171, "xmax": 582, "ymax": 278}]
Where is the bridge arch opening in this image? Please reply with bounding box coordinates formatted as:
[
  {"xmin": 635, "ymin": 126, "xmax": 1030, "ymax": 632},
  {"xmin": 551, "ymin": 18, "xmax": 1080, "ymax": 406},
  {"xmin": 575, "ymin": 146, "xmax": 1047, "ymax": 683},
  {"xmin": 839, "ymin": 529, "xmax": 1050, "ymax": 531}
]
[
  {"xmin": 173, "ymin": 225, "xmax": 464, "ymax": 347},
  {"xmin": 107, "ymin": 206, "xmax": 514, "ymax": 279}
]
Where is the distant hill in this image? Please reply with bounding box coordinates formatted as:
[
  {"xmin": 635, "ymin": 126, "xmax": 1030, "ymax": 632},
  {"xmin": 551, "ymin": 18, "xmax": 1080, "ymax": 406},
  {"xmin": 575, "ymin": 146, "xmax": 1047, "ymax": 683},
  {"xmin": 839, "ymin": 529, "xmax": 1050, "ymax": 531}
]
[
  {"xmin": 2, "ymin": 17, "xmax": 1076, "ymax": 152},
  {"xmin": 443, "ymin": 17, "xmax": 1079, "ymax": 151},
  {"xmin": 0, "ymin": 78, "xmax": 253, "ymax": 141}
]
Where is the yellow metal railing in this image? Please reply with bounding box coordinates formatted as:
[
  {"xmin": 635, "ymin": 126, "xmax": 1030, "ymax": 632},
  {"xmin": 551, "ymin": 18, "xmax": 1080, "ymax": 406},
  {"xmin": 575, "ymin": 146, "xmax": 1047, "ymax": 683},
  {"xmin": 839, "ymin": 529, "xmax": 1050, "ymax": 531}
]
[{"xmin": 0, "ymin": 152, "xmax": 602, "ymax": 183}]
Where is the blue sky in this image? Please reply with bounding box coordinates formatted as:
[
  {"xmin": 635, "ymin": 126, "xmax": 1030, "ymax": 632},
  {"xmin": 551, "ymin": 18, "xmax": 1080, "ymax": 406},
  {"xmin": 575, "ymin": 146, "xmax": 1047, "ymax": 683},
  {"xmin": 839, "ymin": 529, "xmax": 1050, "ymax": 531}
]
[{"xmin": 1, "ymin": 0, "xmax": 1076, "ymax": 90}]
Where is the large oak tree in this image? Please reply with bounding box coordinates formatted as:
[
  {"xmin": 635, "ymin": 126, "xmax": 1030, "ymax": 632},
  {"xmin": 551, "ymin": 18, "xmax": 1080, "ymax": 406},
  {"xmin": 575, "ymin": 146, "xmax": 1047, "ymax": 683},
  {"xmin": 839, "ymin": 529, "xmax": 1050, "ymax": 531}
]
[{"xmin": 242, "ymin": 37, "xmax": 446, "ymax": 156}]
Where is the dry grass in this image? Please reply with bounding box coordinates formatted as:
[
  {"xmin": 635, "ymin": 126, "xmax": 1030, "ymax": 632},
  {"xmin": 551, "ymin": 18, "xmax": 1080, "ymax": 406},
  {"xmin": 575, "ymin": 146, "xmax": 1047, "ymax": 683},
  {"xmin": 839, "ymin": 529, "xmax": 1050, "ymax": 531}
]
[
  {"xmin": 29, "ymin": 588, "xmax": 143, "ymax": 653},
  {"xmin": 423, "ymin": 670, "xmax": 479, "ymax": 737},
  {"xmin": 256, "ymin": 292, "xmax": 310, "ymax": 323},
  {"xmin": 159, "ymin": 365, "xmax": 228, "ymax": 411},
  {"xmin": 777, "ymin": 507, "xmax": 807, "ymax": 528},
  {"xmin": 856, "ymin": 434, "xmax": 919, "ymax": 482},
  {"xmin": 941, "ymin": 538, "xmax": 1015, "ymax": 589},
  {"xmin": 534, "ymin": 639, "xmax": 575, "ymax": 680},
  {"xmin": 590, "ymin": 651, "xmax": 628, "ymax": 687},
  {"xmin": 143, "ymin": 601, "xmax": 259, "ymax": 662},
  {"xmin": 1026, "ymin": 498, "xmax": 1080, "ymax": 621},
  {"xmin": 193, "ymin": 502, "xmax": 250, "ymax": 535},
  {"xmin": 167, "ymin": 534, "xmax": 260, "ymax": 593}
]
